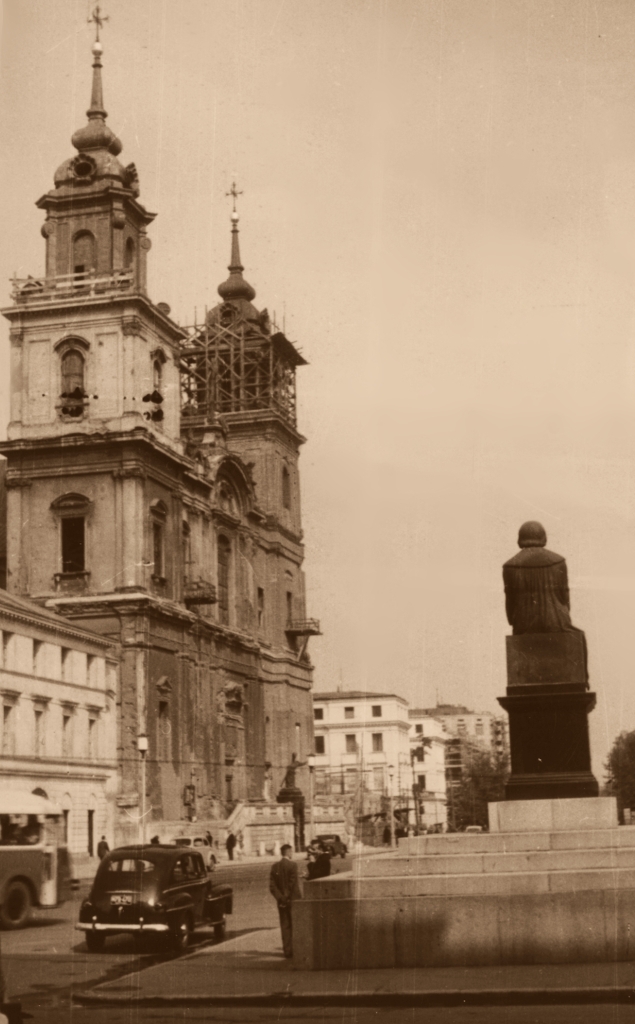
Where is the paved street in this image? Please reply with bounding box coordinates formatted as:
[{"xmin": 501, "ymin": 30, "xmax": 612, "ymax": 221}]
[
  {"xmin": 1, "ymin": 854, "xmax": 354, "ymax": 1020},
  {"xmin": 15, "ymin": 1000, "xmax": 635, "ymax": 1023},
  {"xmin": 1, "ymin": 857, "xmax": 293, "ymax": 1019}
]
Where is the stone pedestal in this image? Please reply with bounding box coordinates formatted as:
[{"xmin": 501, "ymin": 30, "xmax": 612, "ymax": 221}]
[{"xmin": 499, "ymin": 631, "xmax": 598, "ymax": 800}]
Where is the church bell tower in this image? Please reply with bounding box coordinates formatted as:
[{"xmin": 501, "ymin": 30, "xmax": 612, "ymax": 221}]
[{"xmin": 1, "ymin": 26, "xmax": 318, "ymax": 844}]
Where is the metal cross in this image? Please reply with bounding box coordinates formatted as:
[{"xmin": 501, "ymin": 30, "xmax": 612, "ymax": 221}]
[
  {"xmin": 88, "ymin": 4, "xmax": 109, "ymax": 42},
  {"xmin": 225, "ymin": 181, "xmax": 243, "ymax": 213}
]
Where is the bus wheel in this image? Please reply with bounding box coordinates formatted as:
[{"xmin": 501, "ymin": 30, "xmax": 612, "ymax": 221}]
[
  {"xmin": 0, "ymin": 881, "xmax": 32, "ymax": 929},
  {"xmin": 85, "ymin": 930, "xmax": 105, "ymax": 952}
]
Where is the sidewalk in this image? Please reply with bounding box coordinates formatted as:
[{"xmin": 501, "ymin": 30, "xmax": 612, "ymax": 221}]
[{"xmin": 74, "ymin": 926, "xmax": 635, "ymax": 1008}]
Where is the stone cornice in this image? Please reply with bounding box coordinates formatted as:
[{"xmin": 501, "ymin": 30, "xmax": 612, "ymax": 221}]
[{"xmin": 0, "ymin": 604, "xmax": 117, "ymax": 651}]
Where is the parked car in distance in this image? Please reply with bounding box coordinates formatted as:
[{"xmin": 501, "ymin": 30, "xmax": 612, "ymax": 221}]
[
  {"xmin": 316, "ymin": 834, "xmax": 348, "ymax": 858},
  {"xmin": 464, "ymin": 825, "xmax": 483, "ymax": 834},
  {"xmin": 77, "ymin": 845, "xmax": 233, "ymax": 953},
  {"xmin": 171, "ymin": 836, "xmax": 217, "ymax": 871}
]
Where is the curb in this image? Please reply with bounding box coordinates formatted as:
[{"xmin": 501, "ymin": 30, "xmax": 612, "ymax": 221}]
[{"xmin": 73, "ymin": 985, "xmax": 635, "ymax": 1008}]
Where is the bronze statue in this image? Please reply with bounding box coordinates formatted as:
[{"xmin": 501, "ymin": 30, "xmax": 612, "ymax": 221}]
[{"xmin": 503, "ymin": 521, "xmax": 574, "ymax": 634}]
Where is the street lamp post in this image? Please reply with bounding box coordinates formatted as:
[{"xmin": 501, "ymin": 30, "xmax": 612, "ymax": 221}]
[
  {"xmin": 307, "ymin": 752, "xmax": 316, "ymax": 846},
  {"xmin": 388, "ymin": 765, "xmax": 396, "ymax": 849},
  {"xmin": 137, "ymin": 733, "xmax": 148, "ymax": 846}
]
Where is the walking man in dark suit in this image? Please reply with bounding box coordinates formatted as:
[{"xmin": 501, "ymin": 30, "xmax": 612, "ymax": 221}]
[{"xmin": 269, "ymin": 843, "xmax": 302, "ymax": 957}]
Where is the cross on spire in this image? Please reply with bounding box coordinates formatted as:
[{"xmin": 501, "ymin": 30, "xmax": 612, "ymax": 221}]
[
  {"xmin": 225, "ymin": 181, "xmax": 243, "ymax": 214},
  {"xmin": 88, "ymin": 4, "xmax": 109, "ymax": 43}
]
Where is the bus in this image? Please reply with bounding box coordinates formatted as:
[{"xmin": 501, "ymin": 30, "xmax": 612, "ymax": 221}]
[{"xmin": 0, "ymin": 792, "xmax": 72, "ymax": 928}]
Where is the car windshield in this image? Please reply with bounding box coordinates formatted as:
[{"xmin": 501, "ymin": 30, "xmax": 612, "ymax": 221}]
[
  {"xmin": 175, "ymin": 838, "xmax": 191, "ymax": 846},
  {"xmin": 98, "ymin": 856, "xmax": 159, "ymax": 891}
]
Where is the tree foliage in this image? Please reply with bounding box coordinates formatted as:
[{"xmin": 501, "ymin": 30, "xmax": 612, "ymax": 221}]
[
  {"xmin": 447, "ymin": 741, "xmax": 509, "ymax": 831},
  {"xmin": 605, "ymin": 730, "xmax": 635, "ymax": 822}
]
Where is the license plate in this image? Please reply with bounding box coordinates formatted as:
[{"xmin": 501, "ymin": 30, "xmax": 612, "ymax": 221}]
[{"xmin": 110, "ymin": 894, "xmax": 133, "ymax": 906}]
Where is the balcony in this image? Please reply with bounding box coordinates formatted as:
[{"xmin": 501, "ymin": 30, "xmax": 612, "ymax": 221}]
[
  {"xmin": 285, "ymin": 618, "xmax": 321, "ymax": 636},
  {"xmin": 11, "ymin": 270, "xmax": 134, "ymax": 305},
  {"xmin": 183, "ymin": 578, "xmax": 217, "ymax": 607}
]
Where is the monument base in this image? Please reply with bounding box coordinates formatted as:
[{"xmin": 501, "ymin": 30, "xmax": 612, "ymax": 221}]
[
  {"xmin": 489, "ymin": 796, "xmax": 617, "ymax": 833},
  {"xmin": 293, "ymin": 796, "xmax": 635, "ymax": 970}
]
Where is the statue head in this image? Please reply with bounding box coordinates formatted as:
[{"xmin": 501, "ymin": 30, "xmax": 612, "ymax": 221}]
[{"xmin": 517, "ymin": 521, "xmax": 547, "ymax": 548}]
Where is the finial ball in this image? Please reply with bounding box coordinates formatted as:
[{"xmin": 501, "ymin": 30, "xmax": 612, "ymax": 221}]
[
  {"xmin": 231, "ymin": 211, "xmax": 239, "ymax": 224},
  {"xmin": 92, "ymin": 41, "xmax": 103, "ymax": 58}
]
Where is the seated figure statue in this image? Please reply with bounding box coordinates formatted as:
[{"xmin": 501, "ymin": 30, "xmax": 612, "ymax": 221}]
[{"xmin": 503, "ymin": 521, "xmax": 574, "ymax": 634}]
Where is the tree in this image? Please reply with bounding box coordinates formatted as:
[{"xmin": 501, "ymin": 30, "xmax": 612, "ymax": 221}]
[
  {"xmin": 448, "ymin": 740, "xmax": 509, "ymax": 831},
  {"xmin": 605, "ymin": 730, "xmax": 635, "ymax": 823}
]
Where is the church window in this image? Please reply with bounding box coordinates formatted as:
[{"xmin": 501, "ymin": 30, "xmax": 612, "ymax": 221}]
[
  {"xmin": 149, "ymin": 501, "xmax": 168, "ymax": 580},
  {"xmin": 257, "ymin": 586, "xmax": 264, "ymax": 628},
  {"xmin": 217, "ymin": 536, "xmax": 231, "ymax": 625},
  {"xmin": 72, "ymin": 231, "xmax": 95, "ymax": 279},
  {"xmin": 157, "ymin": 701, "xmax": 171, "ymax": 762},
  {"xmin": 282, "ymin": 466, "xmax": 291, "ymax": 510},
  {"xmin": 61, "ymin": 517, "xmax": 85, "ymax": 573},
  {"xmin": 153, "ymin": 522, "xmax": 164, "ymax": 577},
  {"xmin": 124, "ymin": 237, "xmax": 135, "ymax": 273},
  {"xmin": 61, "ymin": 350, "xmax": 85, "ymax": 395},
  {"xmin": 153, "ymin": 359, "xmax": 163, "ymax": 394},
  {"xmin": 182, "ymin": 521, "xmax": 191, "ymax": 575},
  {"xmin": 286, "ymin": 590, "xmax": 293, "ymax": 626}
]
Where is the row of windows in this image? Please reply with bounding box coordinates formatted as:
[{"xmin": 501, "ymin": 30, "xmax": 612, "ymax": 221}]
[
  {"xmin": 71, "ymin": 230, "xmax": 136, "ymax": 279},
  {"xmin": 313, "ymin": 705, "xmax": 383, "ymax": 722},
  {"xmin": 1, "ymin": 631, "xmax": 113, "ymax": 688},
  {"xmin": 59, "ymin": 344, "xmax": 163, "ymax": 420},
  {"xmin": 1, "ymin": 699, "xmax": 103, "ymax": 760},
  {"xmin": 314, "ymin": 733, "xmax": 384, "ymax": 755}
]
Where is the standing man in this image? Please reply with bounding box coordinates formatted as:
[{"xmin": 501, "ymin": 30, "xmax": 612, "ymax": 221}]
[
  {"xmin": 269, "ymin": 843, "xmax": 302, "ymax": 958},
  {"xmin": 225, "ymin": 831, "xmax": 237, "ymax": 861},
  {"xmin": 97, "ymin": 836, "xmax": 109, "ymax": 860}
]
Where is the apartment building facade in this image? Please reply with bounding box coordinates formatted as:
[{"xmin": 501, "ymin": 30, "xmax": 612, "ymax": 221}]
[{"xmin": 0, "ymin": 588, "xmax": 118, "ymax": 856}]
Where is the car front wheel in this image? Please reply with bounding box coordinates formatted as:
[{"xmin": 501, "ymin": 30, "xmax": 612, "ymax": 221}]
[
  {"xmin": 85, "ymin": 930, "xmax": 106, "ymax": 952},
  {"xmin": 0, "ymin": 881, "xmax": 32, "ymax": 930}
]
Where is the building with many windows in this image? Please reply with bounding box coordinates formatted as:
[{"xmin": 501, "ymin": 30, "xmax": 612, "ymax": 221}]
[
  {"xmin": 411, "ymin": 704, "xmax": 509, "ymax": 759},
  {"xmin": 312, "ymin": 692, "xmax": 411, "ymax": 801},
  {"xmin": 0, "ymin": 36, "xmax": 318, "ymax": 840},
  {"xmin": 0, "ymin": 588, "xmax": 118, "ymax": 857}
]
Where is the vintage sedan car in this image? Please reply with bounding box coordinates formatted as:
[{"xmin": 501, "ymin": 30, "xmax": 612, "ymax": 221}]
[
  {"xmin": 77, "ymin": 845, "xmax": 233, "ymax": 952},
  {"xmin": 171, "ymin": 835, "xmax": 217, "ymax": 871}
]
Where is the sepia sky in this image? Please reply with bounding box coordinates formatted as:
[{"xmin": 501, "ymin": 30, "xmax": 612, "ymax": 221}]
[{"xmin": 3, "ymin": 0, "xmax": 635, "ymax": 775}]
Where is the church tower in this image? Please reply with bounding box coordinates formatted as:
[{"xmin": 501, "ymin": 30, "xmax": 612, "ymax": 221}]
[{"xmin": 1, "ymin": 33, "xmax": 318, "ymax": 843}]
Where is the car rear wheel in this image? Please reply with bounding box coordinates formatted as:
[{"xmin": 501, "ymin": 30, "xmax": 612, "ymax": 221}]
[
  {"xmin": 85, "ymin": 930, "xmax": 106, "ymax": 952},
  {"xmin": 0, "ymin": 881, "xmax": 32, "ymax": 930},
  {"xmin": 213, "ymin": 917, "xmax": 226, "ymax": 942},
  {"xmin": 170, "ymin": 914, "xmax": 192, "ymax": 953}
]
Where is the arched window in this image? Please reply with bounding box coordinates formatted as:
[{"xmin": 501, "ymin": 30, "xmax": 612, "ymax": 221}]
[
  {"xmin": 124, "ymin": 237, "xmax": 135, "ymax": 272},
  {"xmin": 61, "ymin": 350, "xmax": 84, "ymax": 396},
  {"xmin": 72, "ymin": 231, "xmax": 95, "ymax": 279},
  {"xmin": 51, "ymin": 492, "xmax": 91, "ymax": 575},
  {"xmin": 282, "ymin": 466, "xmax": 291, "ymax": 510},
  {"xmin": 217, "ymin": 536, "xmax": 231, "ymax": 625},
  {"xmin": 153, "ymin": 359, "xmax": 163, "ymax": 393}
]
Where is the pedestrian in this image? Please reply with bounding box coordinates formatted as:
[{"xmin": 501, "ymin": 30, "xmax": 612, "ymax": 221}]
[
  {"xmin": 306, "ymin": 842, "xmax": 331, "ymax": 881},
  {"xmin": 96, "ymin": 835, "xmax": 109, "ymax": 860},
  {"xmin": 226, "ymin": 831, "xmax": 237, "ymax": 861},
  {"xmin": 269, "ymin": 843, "xmax": 302, "ymax": 958}
]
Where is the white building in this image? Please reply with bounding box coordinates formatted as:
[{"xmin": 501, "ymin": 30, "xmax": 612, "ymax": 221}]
[
  {"xmin": 0, "ymin": 589, "xmax": 119, "ymax": 859},
  {"xmin": 312, "ymin": 691, "xmax": 411, "ymax": 799},
  {"xmin": 408, "ymin": 712, "xmax": 447, "ymax": 829}
]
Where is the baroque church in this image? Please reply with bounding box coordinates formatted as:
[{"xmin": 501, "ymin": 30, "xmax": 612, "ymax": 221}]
[{"xmin": 0, "ymin": 36, "xmax": 318, "ymax": 840}]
